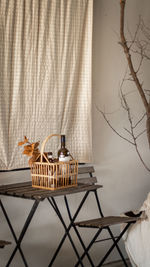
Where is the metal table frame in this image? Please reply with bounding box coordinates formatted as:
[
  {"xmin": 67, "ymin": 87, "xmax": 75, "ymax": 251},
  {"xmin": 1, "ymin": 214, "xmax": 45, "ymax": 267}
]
[
  {"xmin": 74, "ymin": 216, "xmax": 136, "ymax": 267},
  {"xmin": 0, "ymin": 166, "xmax": 131, "ymax": 267},
  {"xmin": 0, "ymin": 166, "xmax": 103, "ymax": 267}
]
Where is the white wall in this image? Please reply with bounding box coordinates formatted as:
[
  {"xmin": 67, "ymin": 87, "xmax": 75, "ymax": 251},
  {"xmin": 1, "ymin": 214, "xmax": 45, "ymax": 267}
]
[
  {"xmin": 92, "ymin": 0, "xmax": 150, "ymax": 263},
  {"xmin": 93, "ymin": 0, "xmax": 150, "ymax": 213},
  {"xmin": 0, "ymin": 0, "xmax": 150, "ymax": 266}
]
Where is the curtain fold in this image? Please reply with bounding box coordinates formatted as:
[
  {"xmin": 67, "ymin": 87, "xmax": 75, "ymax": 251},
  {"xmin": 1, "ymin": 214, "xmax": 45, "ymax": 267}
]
[{"xmin": 0, "ymin": 0, "xmax": 93, "ymax": 170}]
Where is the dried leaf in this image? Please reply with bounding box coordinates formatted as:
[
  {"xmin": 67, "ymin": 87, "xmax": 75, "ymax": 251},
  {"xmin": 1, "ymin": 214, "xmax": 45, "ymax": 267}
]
[
  {"xmin": 19, "ymin": 136, "xmax": 40, "ymax": 163},
  {"xmin": 18, "ymin": 136, "xmax": 29, "ymax": 146},
  {"xmin": 28, "ymin": 152, "xmax": 41, "ymax": 166},
  {"xmin": 23, "ymin": 149, "xmax": 33, "ymax": 155},
  {"xmin": 32, "ymin": 150, "xmax": 40, "ymax": 155},
  {"xmin": 18, "ymin": 141, "xmax": 25, "ymax": 146},
  {"xmin": 24, "ymin": 145, "xmax": 33, "ymax": 151},
  {"xmin": 23, "ymin": 150, "xmax": 33, "ymax": 157},
  {"xmin": 24, "ymin": 136, "xmax": 29, "ymax": 143},
  {"xmin": 30, "ymin": 143, "xmax": 34, "ymax": 149},
  {"xmin": 34, "ymin": 142, "xmax": 40, "ymax": 149}
]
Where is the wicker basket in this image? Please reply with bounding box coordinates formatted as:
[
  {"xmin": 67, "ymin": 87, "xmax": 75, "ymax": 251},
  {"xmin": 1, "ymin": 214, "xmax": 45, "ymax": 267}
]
[{"xmin": 30, "ymin": 134, "xmax": 78, "ymax": 190}]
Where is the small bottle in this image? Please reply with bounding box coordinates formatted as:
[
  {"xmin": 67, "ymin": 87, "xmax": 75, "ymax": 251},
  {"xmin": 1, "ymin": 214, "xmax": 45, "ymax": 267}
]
[
  {"xmin": 58, "ymin": 135, "xmax": 71, "ymax": 162},
  {"xmin": 58, "ymin": 135, "xmax": 71, "ymax": 185},
  {"xmin": 47, "ymin": 152, "xmax": 54, "ymax": 187},
  {"xmin": 47, "ymin": 152, "xmax": 53, "ymax": 163}
]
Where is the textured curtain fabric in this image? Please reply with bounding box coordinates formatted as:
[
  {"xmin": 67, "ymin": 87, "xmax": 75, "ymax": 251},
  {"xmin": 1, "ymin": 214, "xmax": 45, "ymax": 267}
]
[{"xmin": 0, "ymin": 0, "xmax": 93, "ymax": 170}]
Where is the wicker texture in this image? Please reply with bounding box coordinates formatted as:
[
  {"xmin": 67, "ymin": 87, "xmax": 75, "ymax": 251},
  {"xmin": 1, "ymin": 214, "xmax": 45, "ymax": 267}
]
[{"xmin": 30, "ymin": 134, "xmax": 78, "ymax": 190}]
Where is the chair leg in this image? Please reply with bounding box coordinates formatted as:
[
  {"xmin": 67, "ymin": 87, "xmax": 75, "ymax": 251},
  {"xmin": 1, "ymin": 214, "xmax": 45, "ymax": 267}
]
[
  {"xmin": 105, "ymin": 226, "xmax": 128, "ymax": 267},
  {"xmin": 74, "ymin": 228, "xmax": 102, "ymax": 267},
  {"xmin": 97, "ymin": 223, "xmax": 131, "ymax": 267},
  {"xmin": 75, "ymin": 222, "xmax": 132, "ymax": 267}
]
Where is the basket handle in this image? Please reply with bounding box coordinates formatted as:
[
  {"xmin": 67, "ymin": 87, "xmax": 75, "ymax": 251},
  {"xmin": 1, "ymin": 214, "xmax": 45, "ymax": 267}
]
[{"xmin": 40, "ymin": 134, "xmax": 61, "ymax": 161}]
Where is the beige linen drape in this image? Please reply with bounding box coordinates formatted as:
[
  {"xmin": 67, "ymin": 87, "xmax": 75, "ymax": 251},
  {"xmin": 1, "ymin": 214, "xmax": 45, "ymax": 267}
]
[{"xmin": 0, "ymin": 0, "xmax": 93, "ymax": 170}]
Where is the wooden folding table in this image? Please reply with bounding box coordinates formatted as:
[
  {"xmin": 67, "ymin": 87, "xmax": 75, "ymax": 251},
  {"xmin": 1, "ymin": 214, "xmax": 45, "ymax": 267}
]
[{"xmin": 0, "ymin": 166, "xmax": 103, "ymax": 267}]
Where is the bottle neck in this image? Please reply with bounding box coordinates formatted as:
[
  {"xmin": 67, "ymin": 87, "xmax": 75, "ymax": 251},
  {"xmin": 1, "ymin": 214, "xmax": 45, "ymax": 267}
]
[{"xmin": 61, "ymin": 135, "xmax": 66, "ymax": 148}]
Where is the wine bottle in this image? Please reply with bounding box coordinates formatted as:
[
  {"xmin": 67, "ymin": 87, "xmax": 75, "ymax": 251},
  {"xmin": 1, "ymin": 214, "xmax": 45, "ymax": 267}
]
[{"xmin": 58, "ymin": 135, "xmax": 71, "ymax": 162}]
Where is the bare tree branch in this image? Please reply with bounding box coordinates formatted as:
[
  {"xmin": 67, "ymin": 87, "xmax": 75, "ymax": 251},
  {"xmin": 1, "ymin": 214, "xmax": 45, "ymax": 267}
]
[
  {"xmin": 97, "ymin": 1, "xmax": 150, "ymax": 172},
  {"xmin": 96, "ymin": 105, "xmax": 135, "ymax": 145},
  {"xmin": 133, "ymin": 113, "xmax": 146, "ymax": 128},
  {"xmin": 134, "ymin": 143, "xmax": 150, "ymax": 171},
  {"xmin": 128, "ymin": 16, "xmax": 142, "ymax": 50},
  {"xmin": 136, "ymin": 129, "xmax": 147, "ymax": 139},
  {"xmin": 120, "ymin": 0, "xmax": 150, "ymax": 148},
  {"xmin": 120, "ymin": 87, "xmax": 150, "ymax": 171},
  {"xmin": 124, "ymin": 127, "xmax": 132, "ymax": 136},
  {"xmin": 120, "ymin": 1, "xmax": 148, "ymax": 109}
]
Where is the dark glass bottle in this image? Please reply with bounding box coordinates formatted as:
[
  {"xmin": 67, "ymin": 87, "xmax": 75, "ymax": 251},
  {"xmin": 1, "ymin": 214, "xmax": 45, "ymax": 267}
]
[
  {"xmin": 47, "ymin": 152, "xmax": 53, "ymax": 163},
  {"xmin": 58, "ymin": 135, "xmax": 71, "ymax": 162}
]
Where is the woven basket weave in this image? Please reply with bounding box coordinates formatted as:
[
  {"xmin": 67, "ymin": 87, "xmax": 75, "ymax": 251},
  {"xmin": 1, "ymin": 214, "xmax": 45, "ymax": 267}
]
[{"xmin": 30, "ymin": 134, "xmax": 78, "ymax": 190}]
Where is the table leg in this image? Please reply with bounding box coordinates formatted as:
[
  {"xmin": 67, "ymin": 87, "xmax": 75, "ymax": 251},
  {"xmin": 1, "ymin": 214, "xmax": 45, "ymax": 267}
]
[
  {"xmin": 48, "ymin": 197, "xmax": 84, "ymax": 267},
  {"xmin": 0, "ymin": 199, "xmax": 39, "ymax": 267},
  {"xmin": 47, "ymin": 191, "xmax": 89, "ymax": 267},
  {"xmin": 64, "ymin": 195, "xmax": 95, "ymax": 267},
  {"xmin": 0, "ymin": 199, "xmax": 28, "ymax": 266}
]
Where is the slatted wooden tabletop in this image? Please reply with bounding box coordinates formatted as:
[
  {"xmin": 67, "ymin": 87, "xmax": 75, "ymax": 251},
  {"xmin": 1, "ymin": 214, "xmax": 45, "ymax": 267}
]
[{"xmin": 0, "ymin": 166, "xmax": 102, "ymax": 201}]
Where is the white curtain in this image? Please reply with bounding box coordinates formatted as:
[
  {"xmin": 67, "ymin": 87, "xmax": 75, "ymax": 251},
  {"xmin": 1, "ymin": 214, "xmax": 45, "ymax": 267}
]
[{"xmin": 0, "ymin": 0, "xmax": 93, "ymax": 170}]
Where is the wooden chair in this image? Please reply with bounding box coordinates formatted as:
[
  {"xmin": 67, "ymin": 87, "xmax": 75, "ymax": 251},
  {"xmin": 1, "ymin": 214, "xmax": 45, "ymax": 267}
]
[{"xmin": 75, "ymin": 213, "xmax": 140, "ymax": 267}]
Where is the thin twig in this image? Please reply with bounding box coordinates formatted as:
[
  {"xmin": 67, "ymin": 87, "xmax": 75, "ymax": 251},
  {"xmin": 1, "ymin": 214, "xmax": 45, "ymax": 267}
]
[
  {"xmin": 135, "ymin": 144, "xmax": 150, "ymax": 171},
  {"xmin": 135, "ymin": 129, "xmax": 147, "ymax": 139},
  {"xmin": 124, "ymin": 127, "xmax": 132, "ymax": 136},
  {"xmin": 120, "ymin": 87, "xmax": 150, "ymax": 171},
  {"xmin": 133, "ymin": 113, "xmax": 146, "ymax": 128},
  {"xmin": 120, "ymin": 0, "xmax": 149, "ymax": 112},
  {"xmin": 96, "ymin": 105, "xmax": 135, "ymax": 145},
  {"xmin": 128, "ymin": 15, "xmax": 142, "ymax": 50}
]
